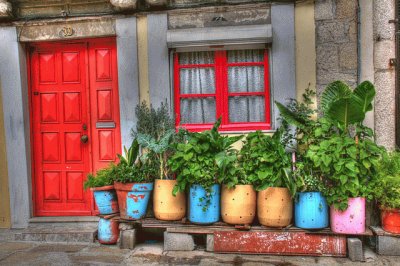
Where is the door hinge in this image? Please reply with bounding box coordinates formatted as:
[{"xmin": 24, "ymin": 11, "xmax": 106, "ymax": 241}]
[{"xmin": 33, "ymin": 91, "xmax": 39, "ymax": 96}]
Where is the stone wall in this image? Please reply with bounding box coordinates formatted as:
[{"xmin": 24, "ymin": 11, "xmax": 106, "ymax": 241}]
[
  {"xmin": 373, "ymin": 0, "xmax": 396, "ymax": 149},
  {"xmin": 314, "ymin": 0, "xmax": 358, "ymax": 100}
]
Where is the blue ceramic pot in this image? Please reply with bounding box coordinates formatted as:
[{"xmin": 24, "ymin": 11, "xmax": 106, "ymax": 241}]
[
  {"xmin": 295, "ymin": 191, "xmax": 329, "ymax": 229},
  {"xmin": 188, "ymin": 184, "xmax": 220, "ymax": 224},
  {"xmin": 92, "ymin": 185, "xmax": 119, "ymax": 215},
  {"xmin": 98, "ymin": 218, "xmax": 119, "ymax": 244}
]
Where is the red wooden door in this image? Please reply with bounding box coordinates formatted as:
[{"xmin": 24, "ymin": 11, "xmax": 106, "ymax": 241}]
[{"xmin": 30, "ymin": 38, "xmax": 121, "ymax": 216}]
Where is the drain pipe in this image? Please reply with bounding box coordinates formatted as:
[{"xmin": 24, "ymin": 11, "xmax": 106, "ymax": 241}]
[{"xmin": 358, "ymin": 0, "xmax": 375, "ymax": 130}]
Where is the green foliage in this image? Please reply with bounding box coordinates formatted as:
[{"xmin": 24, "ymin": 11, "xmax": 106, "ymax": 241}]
[
  {"xmin": 168, "ymin": 119, "xmax": 242, "ymax": 209},
  {"xmin": 306, "ymin": 134, "xmax": 383, "ymax": 211},
  {"xmin": 131, "ymin": 101, "xmax": 175, "ymax": 140},
  {"xmin": 239, "ymin": 130, "xmax": 295, "ymax": 196},
  {"xmin": 375, "ymin": 151, "xmax": 400, "ymax": 209},
  {"xmin": 114, "ymin": 139, "xmax": 156, "ymax": 184},
  {"xmin": 291, "ymin": 160, "xmax": 326, "ymax": 194},
  {"xmin": 217, "ymin": 151, "xmax": 249, "ymax": 189},
  {"xmin": 83, "ymin": 164, "xmax": 116, "ymax": 190},
  {"xmin": 321, "ymin": 80, "xmax": 375, "ymax": 131}
]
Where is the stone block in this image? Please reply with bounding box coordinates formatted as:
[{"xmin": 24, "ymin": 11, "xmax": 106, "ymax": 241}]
[
  {"xmin": 316, "ymin": 43, "xmax": 339, "ymax": 72},
  {"xmin": 206, "ymin": 234, "xmax": 214, "ymax": 252},
  {"xmin": 347, "ymin": 238, "xmax": 364, "ymax": 262},
  {"xmin": 376, "ymin": 235, "xmax": 400, "ymax": 256},
  {"xmin": 163, "ymin": 232, "xmax": 195, "ymax": 251},
  {"xmin": 316, "ymin": 21, "xmax": 349, "ymax": 44},
  {"xmin": 119, "ymin": 229, "xmax": 136, "ymax": 250},
  {"xmin": 119, "ymin": 223, "xmax": 134, "ymax": 231},
  {"xmin": 110, "ymin": 0, "xmax": 137, "ymax": 10},
  {"xmin": 374, "ymin": 0, "xmax": 395, "ymax": 41},
  {"xmin": 336, "ymin": 0, "xmax": 357, "ymax": 19},
  {"xmin": 317, "ymin": 70, "xmax": 357, "ymax": 87},
  {"xmin": 315, "ymin": 0, "xmax": 335, "ymax": 21},
  {"xmin": 339, "ymin": 42, "xmax": 357, "ymax": 70},
  {"xmin": 374, "ymin": 40, "xmax": 395, "ymax": 70}
]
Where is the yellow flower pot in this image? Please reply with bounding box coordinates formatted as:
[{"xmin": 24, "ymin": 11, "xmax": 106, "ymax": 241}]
[
  {"xmin": 257, "ymin": 187, "xmax": 293, "ymax": 227},
  {"xmin": 153, "ymin": 179, "xmax": 186, "ymax": 221},
  {"xmin": 221, "ymin": 184, "xmax": 256, "ymax": 225}
]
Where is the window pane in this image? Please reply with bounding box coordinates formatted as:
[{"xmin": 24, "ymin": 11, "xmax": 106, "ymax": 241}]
[
  {"xmin": 227, "ymin": 49, "xmax": 264, "ymax": 63},
  {"xmin": 180, "ymin": 68, "xmax": 215, "ymax": 94},
  {"xmin": 181, "ymin": 98, "xmax": 216, "ymax": 124},
  {"xmin": 229, "ymin": 96, "xmax": 265, "ymax": 123},
  {"xmin": 179, "ymin": 51, "xmax": 214, "ymax": 65},
  {"xmin": 228, "ymin": 66, "xmax": 264, "ymax": 92}
]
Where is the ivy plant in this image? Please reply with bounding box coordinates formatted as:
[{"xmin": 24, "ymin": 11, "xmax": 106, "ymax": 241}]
[
  {"xmin": 83, "ymin": 163, "xmax": 116, "ymax": 190},
  {"xmin": 375, "ymin": 151, "xmax": 400, "ymax": 209},
  {"xmin": 168, "ymin": 119, "xmax": 242, "ymax": 209},
  {"xmin": 239, "ymin": 130, "xmax": 295, "ymax": 196}
]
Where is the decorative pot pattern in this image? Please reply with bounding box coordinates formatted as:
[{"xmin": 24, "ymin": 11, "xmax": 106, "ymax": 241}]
[
  {"xmin": 330, "ymin": 197, "xmax": 365, "ymax": 234},
  {"xmin": 114, "ymin": 182, "xmax": 153, "ymax": 220},
  {"xmin": 221, "ymin": 184, "xmax": 256, "ymax": 225},
  {"xmin": 91, "ymin": 185, "xmax": 119, "ymax": 215},
  {"xmin": 381, "ymin": 207, "xmax": 400, "ymax": 234},
  {"xmin": 257, "ymin": 187, "xmax": 293, "ymax": 227},
  {"xmin": 188, "ymin": 184, "xmax": 220, "ymax": 224},
  {"xmin": 98, "ymin": 218, "xmax": 119, "ymax": 244},
  {"xmin": 153, "ymin": 179, "xmax": 186, "ymax": 221},
  {"xmin": 295, "ymin": 192, "xmax": 329, "ymax": 229}
]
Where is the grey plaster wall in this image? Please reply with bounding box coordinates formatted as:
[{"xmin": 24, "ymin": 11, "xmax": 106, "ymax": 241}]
[
  {"xmin": 0, "ymin": 27, "xmax": 31, "ymax": 228},
  {"xmin": 147, "ymin": 14, "xmax": 171, "ymax": 109},
  {"xmin": 314, "ymin": 0, "xmax": 358, "ymax": 100},
  {"xmin": 373, "ymin": 0, "xmax": 396, "ymax": 149},
  {"xmin": 271, "ymin": 3, "xmax": 296, "ymax": 128},
  {"xmin": 116, "ymin": 17, "xmax": 140, "ymax": 149}
]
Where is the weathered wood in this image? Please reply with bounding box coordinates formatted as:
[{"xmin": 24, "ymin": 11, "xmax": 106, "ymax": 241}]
[{"xmin": 214, "ymin": 231, "xmax": 347, "ymax": 257}]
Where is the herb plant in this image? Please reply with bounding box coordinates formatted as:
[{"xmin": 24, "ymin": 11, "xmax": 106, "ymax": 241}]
[
  {"xmin": 375, "ymin": 151, "xmax": 400, "ymax": 209},
  {"xmin": 240, "ymin": 130, "xmax": 295, "ymax": 196},
  {"xmin": 169, "ymin": 119, "xmax": 242, "ymax": 208},
  {"xmin": 83, "ymin": 164, "xmax": 116, "ymax": 190}
]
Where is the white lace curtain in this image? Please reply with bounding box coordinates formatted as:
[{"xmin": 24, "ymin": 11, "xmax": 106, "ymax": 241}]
[{"xmin": 179, "ymin": 50, "xmax": 266, "ymax": 124}]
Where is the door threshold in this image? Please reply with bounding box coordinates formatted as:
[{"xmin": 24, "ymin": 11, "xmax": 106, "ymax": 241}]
[{"xmin": 29, "ymin": 216, "xmax": 99, "ymax": 223}]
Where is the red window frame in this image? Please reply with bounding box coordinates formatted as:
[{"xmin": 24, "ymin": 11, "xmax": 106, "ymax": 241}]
[{"xmin": 174, "ymin": 50, "xmax": 271, "ymax": 132}]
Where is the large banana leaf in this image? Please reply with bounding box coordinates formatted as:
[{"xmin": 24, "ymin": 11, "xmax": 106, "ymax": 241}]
[
  {"xmin": 275, "ymin": 101, "xmax": 307, "ymax": 129},
  {"xmin": 321, "ymin": 80, "xmax": 375, "ymax": 129}
]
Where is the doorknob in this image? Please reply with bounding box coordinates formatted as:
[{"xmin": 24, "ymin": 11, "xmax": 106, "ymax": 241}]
[{"xmin": 81, "ymin": 134, "xmax": 89, "ymax": 143}]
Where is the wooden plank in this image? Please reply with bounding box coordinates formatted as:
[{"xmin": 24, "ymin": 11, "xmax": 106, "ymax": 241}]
[{"xmin": 213, "ymin": 231, "xmax": 347, "ymax": 257}]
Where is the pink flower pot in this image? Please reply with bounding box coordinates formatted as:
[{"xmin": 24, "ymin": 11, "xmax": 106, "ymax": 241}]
[{"xmin": 330, "ymin": 197, "xmax": 365, "ymax": 234}]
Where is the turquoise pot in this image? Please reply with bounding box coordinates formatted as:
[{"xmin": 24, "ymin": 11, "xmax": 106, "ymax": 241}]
[
  {"xmin": 188, "ymin": 184, "xmax": 220, "ymax": 224},
  {"xmin": 295, "ymin": 192, "xmax": 329, "ymax": 229}
]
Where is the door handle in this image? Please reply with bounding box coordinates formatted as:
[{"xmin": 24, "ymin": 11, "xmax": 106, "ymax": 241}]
[{"xmin": 81, "ymin": 134, "xmax": 89, "ymax": 143}]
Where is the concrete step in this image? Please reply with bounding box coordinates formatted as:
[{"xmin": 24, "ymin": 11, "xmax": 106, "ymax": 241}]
[{"xmin": 14, "ymin": 217, "xmax": 99, "ymax": 243}]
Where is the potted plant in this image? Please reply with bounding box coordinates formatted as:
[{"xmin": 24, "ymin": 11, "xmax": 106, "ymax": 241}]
[
  {"xmin": 375, "ymin": 151, "xmax": 400, "ymax": 234},
  {"xmin": 217, "ymin": 143, "xmax": 256, "ymax": 225},
  {"xmin": 275, "ymin": 88, "xmax": 329, "ymax": 229},
  {"xmin": 84, "ymin": 164, "xmax": 119, "ymax": 215},
  {"xmin": 169, "ymin": 119, "xmax": 242, "ymax": 224},
  {"xmin": 133, "ymin": 101, "xmax": 186, "ymax": 221},
  {"xmin": 240, "ymin": 130, "xmax": 295, "ymax": 227},
  {"xmin": 114, "ymin": 139, "xmax": 156, "ymax": 220},
  {"xmin": 307, "ymin": 80, "xmax": 383, "ymax": 234}
]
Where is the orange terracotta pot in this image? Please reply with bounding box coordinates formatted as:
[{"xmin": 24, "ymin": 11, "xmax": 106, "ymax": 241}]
[
  {"xmin": 257, "ymin": 187, "xmax": 293, "ymax": 227},
  {"xmin": 381, "ymin": 207, "xmax": 400, "ymax": 234},
  {"xmin": 153, "ymin": 179, "xmax": 186, "ymax": 221},
  {"xmin": 221, "ymin": 184, "xmax": 256, "ymax": 225}
]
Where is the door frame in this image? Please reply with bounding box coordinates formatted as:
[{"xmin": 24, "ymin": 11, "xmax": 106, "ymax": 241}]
[{"xmin": 27, "ymin": 37, "xmax": 118, "ymax": 217}]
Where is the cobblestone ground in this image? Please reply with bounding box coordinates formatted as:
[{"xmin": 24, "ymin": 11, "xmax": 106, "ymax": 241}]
[{"xmin": 0, "ymin": 241, "xmax": 400, "ymax": 266}]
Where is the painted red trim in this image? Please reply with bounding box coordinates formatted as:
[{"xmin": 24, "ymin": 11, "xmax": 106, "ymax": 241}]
[{"xmin": 174, "ymin": 49, "xmax": 271, "ymax": 132}]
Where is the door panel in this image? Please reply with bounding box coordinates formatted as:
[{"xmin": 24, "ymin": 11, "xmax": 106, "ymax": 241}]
[{"xmin": 30, "ymin": 39, "xmax": 121, "ymax": 216}]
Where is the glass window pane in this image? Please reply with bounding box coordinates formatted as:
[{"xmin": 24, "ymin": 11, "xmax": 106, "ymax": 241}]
[
  {"xmin": 180, "ymin": 68, "xmax": 215, "ymax": 94},
  {"xmin": 228, "ymin": 66, "xmax": 264, "ymax": 92},
  {"xmin": 179, "ymin": 51, "xmax": 214, "ymax": 65},
  {"xmin": 229, "ymin": 96, "xmax": 265, "ymax": 123},
  {"xmin": 181, "ymin": 98, "xmax": 216, "ymax": 124},
  {"xmin": 227, "ymin": 49, "xmax": 264, "ymax": 63}
]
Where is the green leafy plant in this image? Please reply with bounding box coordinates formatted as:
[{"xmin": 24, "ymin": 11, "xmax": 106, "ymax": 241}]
[
  {"xmin": 217, "ymin": 151, "xmax": 249, "ymax": 189},
  {"xmin": 292, "ymin": 160, "xmax": 326, "ymax": 194},
  {"xmin": 83, "ymin": 164, "xmax": 116, "ymax": 190},
  {"xmin": 375, "ymin": 151, "xmax": 400, "ymax": 209},
  {"xmin": 168, "ymin": 119, "xmax": 242, "ymax": 209},
  {"xmin": 306, "ymin": 134, "xmax": 383, "ymax": 211},
  {"xmin": 114, "ymin": 139, "xmax": 156, "ymax": 184},
  {"xmin": 239, "ymin": 130, "xmax": 295, "ymax": 196}
]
